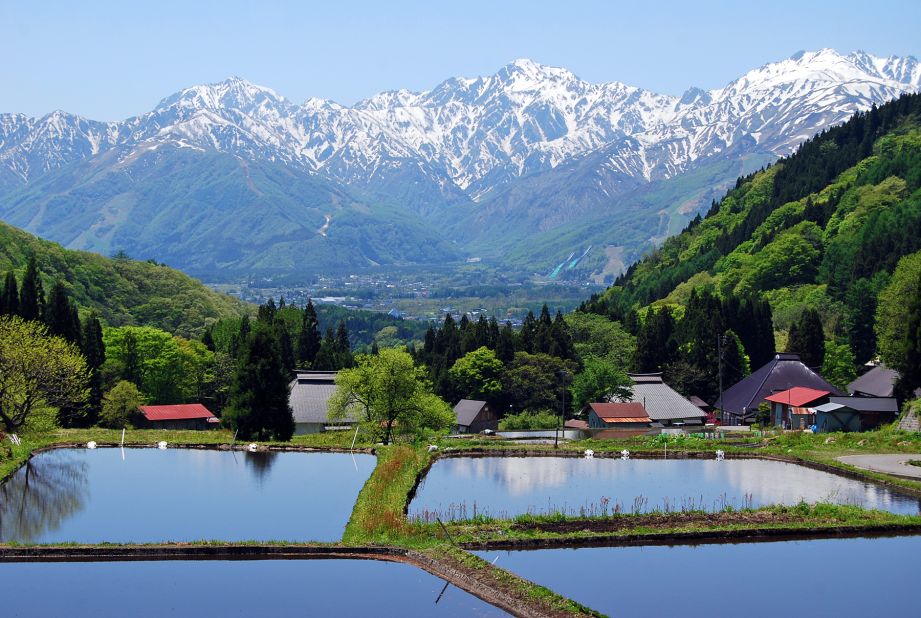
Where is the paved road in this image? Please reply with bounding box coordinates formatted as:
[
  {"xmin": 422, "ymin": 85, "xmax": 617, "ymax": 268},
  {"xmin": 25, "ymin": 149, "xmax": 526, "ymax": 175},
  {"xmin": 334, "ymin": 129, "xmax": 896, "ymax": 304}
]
[{"xmin": 837, "ymin": 454, "xmax": 921, "ymax": 479}]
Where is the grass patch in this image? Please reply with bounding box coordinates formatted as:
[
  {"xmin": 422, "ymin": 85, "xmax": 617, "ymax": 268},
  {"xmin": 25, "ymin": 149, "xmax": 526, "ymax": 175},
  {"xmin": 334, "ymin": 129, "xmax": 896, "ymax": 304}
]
[
  {"xmin": 432, "ymin": 502, "xmax": 921, "ymax": 545},
  {"xmin": 343, "ymin": 444, "xmax": 433, "ymax": 545},
  {"xmin": 429, "ymin": 546, "xmax": 604, "ymax": 617}
]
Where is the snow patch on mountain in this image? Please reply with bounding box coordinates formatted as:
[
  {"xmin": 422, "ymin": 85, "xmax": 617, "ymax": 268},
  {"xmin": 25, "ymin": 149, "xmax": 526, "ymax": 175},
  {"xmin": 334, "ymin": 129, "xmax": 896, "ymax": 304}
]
[{"xmin": 1, "ymin": 49, "xmax": 919, "ymax": 201}]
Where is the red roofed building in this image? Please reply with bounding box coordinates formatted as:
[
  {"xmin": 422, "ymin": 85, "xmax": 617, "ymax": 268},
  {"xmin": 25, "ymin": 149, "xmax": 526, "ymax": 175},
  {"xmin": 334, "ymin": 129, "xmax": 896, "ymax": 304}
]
[
  {"xmin": 586, "ymin": 402, "xmax": 652, "ymax": 429},
  {"xmin": 764, "ymin": 387, "xmax": 830, "ymax": 429},
  {"xmin": 138, "ymin": 404, "xmax": 219, "ymax": 430}
]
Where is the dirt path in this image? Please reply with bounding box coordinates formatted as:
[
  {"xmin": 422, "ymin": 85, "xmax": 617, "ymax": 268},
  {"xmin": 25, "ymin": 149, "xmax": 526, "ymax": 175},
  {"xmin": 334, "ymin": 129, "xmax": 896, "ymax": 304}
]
[{"xmin": 838, "ymin": 454, "xmax": 921, "ymax": 480}]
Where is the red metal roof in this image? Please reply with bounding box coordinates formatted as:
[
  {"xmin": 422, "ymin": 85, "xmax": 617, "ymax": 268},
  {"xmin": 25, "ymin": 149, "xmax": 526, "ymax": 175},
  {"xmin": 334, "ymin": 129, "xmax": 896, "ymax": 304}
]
[
  {"xmin": 764, "ymin": 387, "xmax": 830, "ymax": 407},
  {"xmin": 589, "ymin": 402, "xmax": 651, "ymax": 423},
  {"xmin": 139, "ymin": 404, "xmax": 216, "ymax": 421}
]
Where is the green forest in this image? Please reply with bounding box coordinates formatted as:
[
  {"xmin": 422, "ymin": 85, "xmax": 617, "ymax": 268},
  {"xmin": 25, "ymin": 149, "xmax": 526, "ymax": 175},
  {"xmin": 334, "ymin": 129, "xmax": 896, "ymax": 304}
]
[
  {"xmin": 583, "ymin": 93, "xmax": 921, "ymax": 401},
  {"xmin": 0, "ymin": 219, "xmax": 246, "ymax": 337}
]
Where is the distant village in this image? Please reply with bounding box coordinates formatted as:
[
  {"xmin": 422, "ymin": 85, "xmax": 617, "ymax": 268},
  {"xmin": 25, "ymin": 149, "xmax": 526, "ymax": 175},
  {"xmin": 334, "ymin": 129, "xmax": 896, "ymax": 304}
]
[{"xmin": 142, "ymin": 352, "xmax": 907, "ymax": 439}]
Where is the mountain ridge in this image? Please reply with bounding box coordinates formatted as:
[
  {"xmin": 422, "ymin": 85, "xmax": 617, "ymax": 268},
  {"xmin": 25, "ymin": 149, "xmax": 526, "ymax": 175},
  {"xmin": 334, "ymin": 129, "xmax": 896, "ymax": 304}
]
[{"xmin": 1, "ymin": 49, "xmax": 919, "ymax": 277}]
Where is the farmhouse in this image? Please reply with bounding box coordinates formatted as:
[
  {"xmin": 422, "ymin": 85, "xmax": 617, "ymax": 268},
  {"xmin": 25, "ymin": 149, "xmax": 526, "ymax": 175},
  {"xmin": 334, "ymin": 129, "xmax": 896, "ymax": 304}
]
[
  {"xmin": 586, "ymin": 402, "xmax": 651, "ymax": 429},
  {"xmin": 764, "ymin": 387, "xmax": 831, "ymax": 429},
  {"xmin": 714, "ymin": 353, "xmax": 841, "ymax": 424},
  {"xmin": 626, "ymin": 374, "xmax": 708, "ymax": 427},
  {"xmin": 138, "ymin": 404, "xmax": 218, "ymax": 430},
  {"xmin": 289, "ymin": 371, "xmax": 354, "ymax": 435},
  {"xmin": 453, "ymin": 399, "xmax": 498, "ymax": 434}
]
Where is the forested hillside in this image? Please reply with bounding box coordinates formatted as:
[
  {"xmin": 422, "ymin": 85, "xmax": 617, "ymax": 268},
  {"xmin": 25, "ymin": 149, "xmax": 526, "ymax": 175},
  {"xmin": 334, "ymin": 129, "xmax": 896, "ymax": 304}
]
[
  {"xmin": 0, "ymin": 220, "xmax": 246, "ymax": 337},
  {"xmin": 584, "ymin": 93, "xmax": 921, "ymax": 399}
]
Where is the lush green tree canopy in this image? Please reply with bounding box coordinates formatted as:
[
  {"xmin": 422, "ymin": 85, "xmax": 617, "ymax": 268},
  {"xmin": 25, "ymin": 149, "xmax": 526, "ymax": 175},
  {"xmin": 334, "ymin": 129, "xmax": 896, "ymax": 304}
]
[
  {"xmin": 564, "ymin": 312, "xmax": 635, "ymax": 370},
  {"xmin": 569, "ymin": 358, "xmax": 633, "ymax": 411},
  {"xmin": 0, "ymin": 315, "xmax": 89, "ymax": 431},
  {"xmin": 328, "ymin": 348, "xmax": 453, "ymax": 445},
  {"xmin": 449, "ymin": 346, "xmax": 504, "ymax": 401},
  {"xmin": 103, "ymin": 326, "xmax": 213, "ymax": 404},
  {"xmin": 99, "ymin": 380, "xmax": 144, "ymax": 429}
]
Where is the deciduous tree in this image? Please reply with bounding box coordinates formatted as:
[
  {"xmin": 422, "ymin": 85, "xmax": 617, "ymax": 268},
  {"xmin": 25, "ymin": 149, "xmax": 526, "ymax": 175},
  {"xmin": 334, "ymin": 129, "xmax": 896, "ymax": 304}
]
[
  {"xmin": 328, "ymin": 348, "xmax": 453, "ymax": 445},
  {"xmin": 569, "ymin": 358, "xmax": 633, "ymax": 411},
  {"xmin": 449, "ymin": 346, "xmax": 504, "ymax": 401},
  {"xmin": 0, "ymin": 315, "xmax": 89, "ymax": 432},
  {"xmin": 99, "ymin": 380, "xmax": 143, "ymax": 428}
]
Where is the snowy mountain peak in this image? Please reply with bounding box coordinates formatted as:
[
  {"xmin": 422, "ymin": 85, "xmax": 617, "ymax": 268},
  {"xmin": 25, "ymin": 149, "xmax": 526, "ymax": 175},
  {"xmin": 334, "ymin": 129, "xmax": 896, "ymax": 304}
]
[
  {"xmin": 1, "ymin": 49, "xmax": 919, "ymax": 201},
  {"xmin": 155, "ymin": 76, "xmax": 288, "ymax": 115}
]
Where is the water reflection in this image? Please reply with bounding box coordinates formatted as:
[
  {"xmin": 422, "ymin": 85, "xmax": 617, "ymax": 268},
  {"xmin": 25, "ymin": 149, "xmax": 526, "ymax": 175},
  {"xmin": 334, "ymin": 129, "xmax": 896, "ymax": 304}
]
[
  {"xmin": 243, "ymin": 450, "xmax": 278, "ymax": 481},
  {"xmin": 410, "ymin": 457, "xmax": 921, "ymax": 520},
  {"xmin": 0, "ymin": 448, "xmax": 376, "ymax": 543},
  {"xmin": 0, "ymin": 450, "xmax": 88, "ymax": 542}
]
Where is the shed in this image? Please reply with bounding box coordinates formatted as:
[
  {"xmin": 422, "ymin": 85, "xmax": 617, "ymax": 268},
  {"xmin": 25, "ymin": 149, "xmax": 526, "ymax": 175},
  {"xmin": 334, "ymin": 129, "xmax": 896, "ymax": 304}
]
[
  {"xmin": 764, "ymin": 387, "xmax": 830, "ymax": 429},
  {"xmin": 828, "ymin": 395, "xmax": 899, "ymax": 432},
  {"xmin": 454, "ymin": 399, "xmax": 498, "ymax": 434},
  {"xmin": 138, "ymin": 404, "xmax": 218, "ymax": 430},
  {"xmin": 289, "ymin": 371, "xmax": 351, "ymax": 435},
  {"xmin": 813, "ymin": 403, "xmax": 860, "ymax": 433},
  {"xmin": 625, "ymin": 374, "xmax": 708, "ymax": 426},
  {"xmin": 586, "ymin": 402, "xmax": 652, "ymax": 429},
  {"xmin": 714, "ymin": 353, "xmax": 841, "ymax": 424}
]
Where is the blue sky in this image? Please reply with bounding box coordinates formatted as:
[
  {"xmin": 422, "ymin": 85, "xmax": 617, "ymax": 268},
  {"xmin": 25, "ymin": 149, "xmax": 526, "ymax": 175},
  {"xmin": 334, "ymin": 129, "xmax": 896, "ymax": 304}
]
[{"xmin": 2, "ymin": 0, "xmax": 920, "ymax": 120}]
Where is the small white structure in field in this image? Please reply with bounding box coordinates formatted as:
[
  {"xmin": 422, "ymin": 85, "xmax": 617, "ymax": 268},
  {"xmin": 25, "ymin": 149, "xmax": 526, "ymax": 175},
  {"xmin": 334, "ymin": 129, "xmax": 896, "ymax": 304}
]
[
  {"xmin": 715, "ymin": 450, "xmax": 725, "ymax": 461},
  {"xmin": 248, "ymin": 443, "xmax": 258, "ymax": 452},
  {"xmin": 86, "ymin": 441, "xmax": 97, "ymax": 449},
  {"xmin": 157, "ymin": 441, "xmax": 168, "ymax": 450},
  {"xmin": 620, "ymin": 449, "xmax": 630, "ymax": 460},
  {"xmin": 427, "ymin": 445, "xmax": 439, "ymax": 452},
  {"xmin": 584, "ymin": 449, "xmax": 595, "ymax": 458}
]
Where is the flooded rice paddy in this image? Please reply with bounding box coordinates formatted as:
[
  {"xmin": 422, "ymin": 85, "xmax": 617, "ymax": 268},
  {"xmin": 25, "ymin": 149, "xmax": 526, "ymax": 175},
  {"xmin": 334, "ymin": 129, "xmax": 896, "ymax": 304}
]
[{"xmin": 410, "ymin": 456, "xmax": 920, "ymax": 520}]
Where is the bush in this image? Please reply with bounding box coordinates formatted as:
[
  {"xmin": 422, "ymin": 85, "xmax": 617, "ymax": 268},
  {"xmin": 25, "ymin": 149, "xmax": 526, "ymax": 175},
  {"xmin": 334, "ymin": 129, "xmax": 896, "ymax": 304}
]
[
  {"xmin": 100, "ymin": 381, "xmax": 143, "ymax": 428},
  {"xmin": 499, "ymin": 410, "xmax": 561, "ymax": 431}
]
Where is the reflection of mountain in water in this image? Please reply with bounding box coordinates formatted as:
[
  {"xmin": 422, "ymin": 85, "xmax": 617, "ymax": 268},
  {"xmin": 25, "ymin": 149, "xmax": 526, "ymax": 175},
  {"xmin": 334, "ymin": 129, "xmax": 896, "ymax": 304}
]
[
  {"xmin": 0, "ymin": 450, "xmax": 89, "ymax": 542},
  {"xmin": 449, "ymin": 457, "xmax": 602, "ymax": 496},
  {"xmin": 432, "ymin": 458, "xmax": 921, "ymax": 513},
  {"xmin": 704, "ymin": 460, "xmax": 921, "ymax": 512},
  {"xmin": 243, "ymin": 451, "xmax": 278, "ymax": 482}
]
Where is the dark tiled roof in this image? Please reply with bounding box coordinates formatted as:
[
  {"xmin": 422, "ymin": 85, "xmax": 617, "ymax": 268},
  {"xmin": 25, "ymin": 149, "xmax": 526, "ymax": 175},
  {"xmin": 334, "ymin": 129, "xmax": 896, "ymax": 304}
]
[
  {"xmin": 687, "ymin": 396, "xmax": 710, "ymax": 409},
  {"xmin": 847, "ymin": 364, "xmax": 899, "ymax": 398},
  {"xmin": 828, "ymin": 395, "xmax": 899, "ymax": 413},
  {"xmin": 715, "ymin": 353, "xmax": 842, "ymax": 419},
  {"xmin": 454, "ymin": 399, "xmax": 488, "ymax": 427}
]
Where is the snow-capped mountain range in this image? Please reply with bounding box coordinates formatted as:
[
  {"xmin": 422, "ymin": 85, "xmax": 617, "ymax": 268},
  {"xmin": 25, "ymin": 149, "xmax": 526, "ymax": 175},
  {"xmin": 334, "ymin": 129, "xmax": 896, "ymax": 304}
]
[{"xmin": 0, "ymin": 48, "xmax": 919, "ymax": 276}]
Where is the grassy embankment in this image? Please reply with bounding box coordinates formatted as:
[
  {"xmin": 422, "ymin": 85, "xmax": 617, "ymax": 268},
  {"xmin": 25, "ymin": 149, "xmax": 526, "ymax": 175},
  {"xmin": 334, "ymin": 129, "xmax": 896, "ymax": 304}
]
[{"xmin": 427, "ymin": 503, "xmax": 921, "ymax": 546}]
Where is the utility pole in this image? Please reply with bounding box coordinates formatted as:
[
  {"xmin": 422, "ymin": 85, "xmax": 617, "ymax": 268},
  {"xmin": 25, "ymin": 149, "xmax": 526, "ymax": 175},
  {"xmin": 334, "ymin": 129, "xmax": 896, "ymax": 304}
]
[
  {"xmin": 555, "ymin": 371, "xmax": 566, "ymax": 449},
  {"xmin": 718, "ymin": 333, "xmax": 726, "ymax": 425}
]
